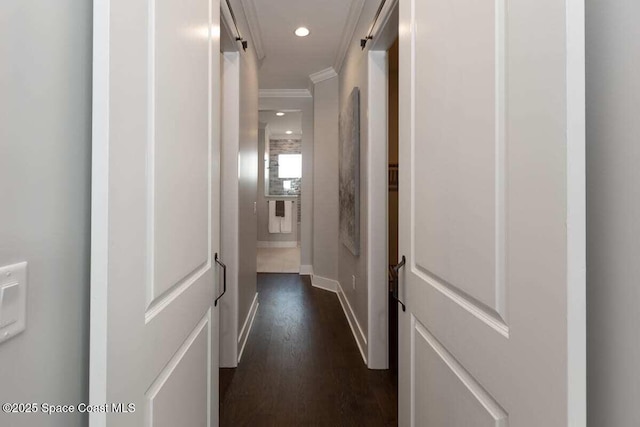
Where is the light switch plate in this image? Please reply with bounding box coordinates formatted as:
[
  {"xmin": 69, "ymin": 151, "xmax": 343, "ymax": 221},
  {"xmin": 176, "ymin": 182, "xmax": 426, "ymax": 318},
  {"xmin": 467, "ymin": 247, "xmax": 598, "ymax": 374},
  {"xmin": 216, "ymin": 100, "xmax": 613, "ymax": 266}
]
[
  {"xmin": 0, "ymin": 262, "xmax": 27, "ymax": 344},
  {"xmin": 0, "ymin": 283, "xmax": 20, "ymax": 329}
]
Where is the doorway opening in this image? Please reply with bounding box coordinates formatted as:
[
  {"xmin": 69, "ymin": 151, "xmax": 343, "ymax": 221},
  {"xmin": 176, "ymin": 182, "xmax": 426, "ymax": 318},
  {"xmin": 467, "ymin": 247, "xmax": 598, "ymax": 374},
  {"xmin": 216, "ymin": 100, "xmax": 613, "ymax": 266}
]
[
  {"xmin": 257, "ymin": 109, "xmax": 303, "ymax": 273},
  {"xmin": 387, "ymin": 38, "xmax": 400, "ymax": 375},
  {"xmin": 364, "ymin": 0, "xmax": 399, "ymax": 374}
]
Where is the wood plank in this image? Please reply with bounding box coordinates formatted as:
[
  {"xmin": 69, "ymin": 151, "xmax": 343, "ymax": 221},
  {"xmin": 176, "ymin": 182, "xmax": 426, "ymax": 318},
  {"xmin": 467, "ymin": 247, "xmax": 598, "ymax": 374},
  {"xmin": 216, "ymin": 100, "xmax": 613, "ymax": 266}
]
[{"xmin": 220, "ymin": 273, "xmax": 398, "ymax": 425}]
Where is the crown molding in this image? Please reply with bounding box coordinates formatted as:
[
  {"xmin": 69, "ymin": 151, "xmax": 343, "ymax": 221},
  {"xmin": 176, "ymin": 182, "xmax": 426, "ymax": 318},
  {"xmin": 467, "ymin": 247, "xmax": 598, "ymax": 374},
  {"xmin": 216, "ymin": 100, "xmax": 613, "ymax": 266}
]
[
  {"xmin": 309, "ymin": 67, "xmax": 338, "ymax": 85},
  {"xmin": 240, "ymin": 0, "xmax": 266, "ymax": 60},
  {"xmin": 259, "ymin": 89, "xmax": 313, "ymax": 98},
  {"xmin": 333, "ymin": 0, "xmax": 366, "ymax": 73}
]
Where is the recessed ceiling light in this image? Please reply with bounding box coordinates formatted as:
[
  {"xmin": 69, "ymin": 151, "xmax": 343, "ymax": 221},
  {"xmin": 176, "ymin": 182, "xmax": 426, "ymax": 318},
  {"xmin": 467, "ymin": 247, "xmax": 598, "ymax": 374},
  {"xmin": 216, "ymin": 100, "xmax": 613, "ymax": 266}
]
[
  {"xmin": 286, "ymin": 130, "xmax": 293, "ymax": 135},
  {"xmin": 276, "ymin": 112, "xmax": 285, "ymax": 116},
  {"xmin": 295, "ymin": 27, "xmax": 310, "ymax": 37}
]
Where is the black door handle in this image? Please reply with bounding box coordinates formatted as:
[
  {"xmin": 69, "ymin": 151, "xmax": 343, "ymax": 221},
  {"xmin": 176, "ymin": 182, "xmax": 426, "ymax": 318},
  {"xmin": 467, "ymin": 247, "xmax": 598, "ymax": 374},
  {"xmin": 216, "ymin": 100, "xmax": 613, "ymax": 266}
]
[
  {"xmin": 214, "ymin": 253, "xmax": 227, "ymax": 307},
  {"xmin": 391, "ymin": 256, "xmax": 406, "ymax": 312}
]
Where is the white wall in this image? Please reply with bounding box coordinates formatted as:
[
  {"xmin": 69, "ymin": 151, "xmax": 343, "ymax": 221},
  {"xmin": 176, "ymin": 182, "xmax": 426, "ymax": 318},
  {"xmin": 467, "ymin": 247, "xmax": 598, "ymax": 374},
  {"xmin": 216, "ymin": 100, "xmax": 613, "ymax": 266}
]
[
  {"xmin": 335, "ymin": 0, "xmax": 383, "ymax": 350},
  {"xmin": 220, "ymin": 1, "xmax": 259, "ymax": 367},
  {"xmin": 258, "ymin": 96, "xmax": 314, "ymax": 270},
  {"xmin": 312, "ymin": 77, "xmax": 340, "ymax": 282},
  {"xmin": 586, "ymin": 1, "xmax": 640, "ymax": 425},
  {"xmin": 0, "ymin": 1, "xmax": 91, "ymax": 425},
  {"xmin": 237, "ymin": 39, "xmax": 259, "ymax": 341}
]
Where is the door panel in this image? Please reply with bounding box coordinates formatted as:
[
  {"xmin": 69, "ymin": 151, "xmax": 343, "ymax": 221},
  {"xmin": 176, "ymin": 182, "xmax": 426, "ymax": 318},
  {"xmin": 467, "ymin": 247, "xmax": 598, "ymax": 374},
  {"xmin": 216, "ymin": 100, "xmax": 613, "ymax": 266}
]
[
  {"xmin": 398, "ymin": 0, "xmax": 585, "ymax": 424},
  {"xmin": 91, "ymin": 0, "xmax": 221, "ymax": 425},
  {"xmin": 413, "ymin": 0, "xmax": 504, "ymax": 318},
  {"xmin": 150, "ymin": 0, "xmax": 212, "ymax": 309},
  {"xmin": 146, "ymin": 315, "xmax": 210, "ymax": 427},
  {"xmin": 413, "ymin": 318, "xmax": 507, "ymax": 427}
]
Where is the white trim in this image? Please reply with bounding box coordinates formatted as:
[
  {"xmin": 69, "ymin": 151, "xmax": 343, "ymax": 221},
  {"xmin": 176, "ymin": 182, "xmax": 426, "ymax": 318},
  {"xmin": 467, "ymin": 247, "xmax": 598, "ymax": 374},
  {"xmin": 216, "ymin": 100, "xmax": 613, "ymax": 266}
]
[
  {"xmin": 219, "ymin": 52, "xmax": 241, "ymax": 369},
  {"xmin": 259, "ymin": 89, "xmax": 312, "ymax": 99},
  {"xmin": 334, "ymin": 0, "xmax": 366, "ymax": 73},
  {"xmin": 366, "ymin": 50, "xmax": 390, "ymax": 370},
  {"xmin": 90, "ymin": 0, "xmax": 110, "ymax": 423},
  {"xmin": 337, "ymin": 283, "xmax": 368, "ymax": 365},
  {"xmin": 566, "ymin": 0, "xmax": 586, "ymax": 423},
  {"xmin": 311, "ymin": 275, "xmax": 339, "ymax": 293},
  {"xmin": 239, "ymin": 0, "xmax": 265, "ymax": 60},
  {"xmin": 307, "ymin": 81, "xmax": 315, "ymax": 99},
  {"xmin": 237, "ymin": 293, "xmax": 259, "ymax": 363},
  {"xmin": 309, "ymin": 275, "xmax": 368, "ymax": 365},
  {"xmin": 256, "ymin": 240, "xmax": 298, "ymax": 248},
  {"xmin": 299, "ymin": 265, "xmax": 314, "ymax": 276},
  {"xmin": 309, "ymin": 67, "xmax": 338, "ymax": 85}
]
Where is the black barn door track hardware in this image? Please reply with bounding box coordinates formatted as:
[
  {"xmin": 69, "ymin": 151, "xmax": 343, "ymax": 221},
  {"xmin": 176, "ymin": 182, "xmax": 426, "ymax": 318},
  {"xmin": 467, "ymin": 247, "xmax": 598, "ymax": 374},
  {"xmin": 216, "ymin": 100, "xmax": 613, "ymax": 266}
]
[
  {"xmin": 225, "ymin": 0, "xmax": 248, "ymax": 51},
  {"xmin": 360, "ymin": 0, "xmax": 387, "ymax": 50}
]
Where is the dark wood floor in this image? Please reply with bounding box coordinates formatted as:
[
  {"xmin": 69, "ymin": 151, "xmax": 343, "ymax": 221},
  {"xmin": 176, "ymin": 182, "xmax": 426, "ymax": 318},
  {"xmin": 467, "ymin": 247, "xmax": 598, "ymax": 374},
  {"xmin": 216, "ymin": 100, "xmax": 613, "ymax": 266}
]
[{"xmin": 220, "ymin": 273, "xmax": 398, "ymax": 426}]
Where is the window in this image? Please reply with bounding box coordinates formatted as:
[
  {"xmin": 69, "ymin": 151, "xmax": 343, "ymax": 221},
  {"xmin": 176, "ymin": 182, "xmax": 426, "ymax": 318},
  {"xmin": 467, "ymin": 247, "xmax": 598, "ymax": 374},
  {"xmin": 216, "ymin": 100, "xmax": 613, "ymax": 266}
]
[{"xmin": 278, "ymin": 154, "xmax": 302, "ymax": 179}]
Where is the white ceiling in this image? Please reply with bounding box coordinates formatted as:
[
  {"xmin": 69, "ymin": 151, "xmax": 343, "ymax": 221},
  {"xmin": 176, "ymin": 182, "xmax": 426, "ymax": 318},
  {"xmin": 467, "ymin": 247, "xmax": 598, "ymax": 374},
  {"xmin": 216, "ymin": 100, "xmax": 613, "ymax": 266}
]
[
  {"xmin": 259, "ymin": 110, "xmax": 303, "ymax": 136},
  {"xmin": 239, "ymin": 0, "xmax": 365, "ymax": 89}
]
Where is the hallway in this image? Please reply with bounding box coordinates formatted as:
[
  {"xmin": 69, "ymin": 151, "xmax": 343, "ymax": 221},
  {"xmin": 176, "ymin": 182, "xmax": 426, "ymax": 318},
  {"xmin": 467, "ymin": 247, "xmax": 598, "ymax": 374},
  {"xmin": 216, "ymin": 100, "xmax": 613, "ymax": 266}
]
[
  {"xmin": 0, "ymin": 0, "xmax": 602, "ymax": 424},
  {"xmin": 220, "ymin": 274, "xmax": 397, "ymax": 426}
]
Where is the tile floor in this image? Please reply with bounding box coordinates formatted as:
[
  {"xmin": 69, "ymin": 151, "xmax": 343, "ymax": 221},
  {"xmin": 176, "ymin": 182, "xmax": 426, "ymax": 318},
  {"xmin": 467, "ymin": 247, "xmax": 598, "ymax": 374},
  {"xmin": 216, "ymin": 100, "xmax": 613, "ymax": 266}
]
[{"xmin": 256, "ymin": 246, "xmax": 300, "ymax": 273}]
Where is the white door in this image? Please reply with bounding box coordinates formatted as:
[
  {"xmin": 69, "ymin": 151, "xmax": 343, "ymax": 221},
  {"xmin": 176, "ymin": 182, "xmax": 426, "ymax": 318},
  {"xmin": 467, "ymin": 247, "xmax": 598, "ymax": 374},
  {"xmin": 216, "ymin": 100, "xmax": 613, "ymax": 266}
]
[
  {"xmin": 397, "ymin": 0, "xmax": 586, "ymax": 425},
  {"xmin": 90, "ymin": 0, "xmax": 222, "ymax": 425}
]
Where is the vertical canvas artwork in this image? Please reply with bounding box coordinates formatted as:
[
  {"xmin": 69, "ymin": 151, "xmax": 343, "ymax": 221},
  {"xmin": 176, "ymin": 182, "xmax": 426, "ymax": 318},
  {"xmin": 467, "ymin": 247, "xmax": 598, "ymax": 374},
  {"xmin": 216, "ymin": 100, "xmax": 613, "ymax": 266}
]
[{"xmin": 339, "ymin": 87, "xmax": 360, "ymax": 256}]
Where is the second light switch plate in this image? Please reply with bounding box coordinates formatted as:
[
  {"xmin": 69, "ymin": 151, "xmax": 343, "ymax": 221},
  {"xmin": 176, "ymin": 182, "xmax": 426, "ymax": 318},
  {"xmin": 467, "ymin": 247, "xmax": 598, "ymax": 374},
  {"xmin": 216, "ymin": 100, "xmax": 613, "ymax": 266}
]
[{"xmin": 0, "ymin": 262, "xmax": 27, "ymax": 344}]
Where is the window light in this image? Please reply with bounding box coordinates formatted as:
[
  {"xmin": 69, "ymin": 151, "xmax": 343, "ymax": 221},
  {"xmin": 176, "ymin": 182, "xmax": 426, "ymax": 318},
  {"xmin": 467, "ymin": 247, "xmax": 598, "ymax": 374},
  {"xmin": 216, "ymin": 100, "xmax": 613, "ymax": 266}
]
[{"xmin": 278, "ymin": 154, "xmax": 302, "ymax": 179}]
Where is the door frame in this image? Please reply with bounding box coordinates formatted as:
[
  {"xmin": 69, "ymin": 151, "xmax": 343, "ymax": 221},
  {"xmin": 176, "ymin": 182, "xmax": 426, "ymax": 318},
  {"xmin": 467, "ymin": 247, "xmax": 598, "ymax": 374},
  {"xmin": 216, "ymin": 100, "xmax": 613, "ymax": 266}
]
[
  {"xmin": 366, "ymin": 0, "xmax": 399, "ymax": 370},
  {"xmin": 218, "ymin": 3, "xmax": 242, "ymax": 368},
  {"xmin": 256, "ymin": 96, "xmax": 314, "ymax": 276}
]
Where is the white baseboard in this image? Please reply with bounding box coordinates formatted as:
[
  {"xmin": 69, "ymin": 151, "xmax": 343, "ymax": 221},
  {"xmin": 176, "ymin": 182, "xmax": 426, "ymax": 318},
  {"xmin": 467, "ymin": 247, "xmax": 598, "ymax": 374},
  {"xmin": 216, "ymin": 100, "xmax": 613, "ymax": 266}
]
[
  {"xmin": 299, "ymin": 265, "xmax": 314, "ymax": 276},
  {"xmin": 237, "ymin": 293, "xmax": 259, "ymax": 363},
  {"xmin": 337, "ymin": 283, "xmax": 368, "ymax": 365},
  {"xmin": 311, "ymin": 274, "xmax": 339, "ymax": 293},
  {"xmin": 257, "ymin": 241, "xmax": 298, "ymax": 248}
]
